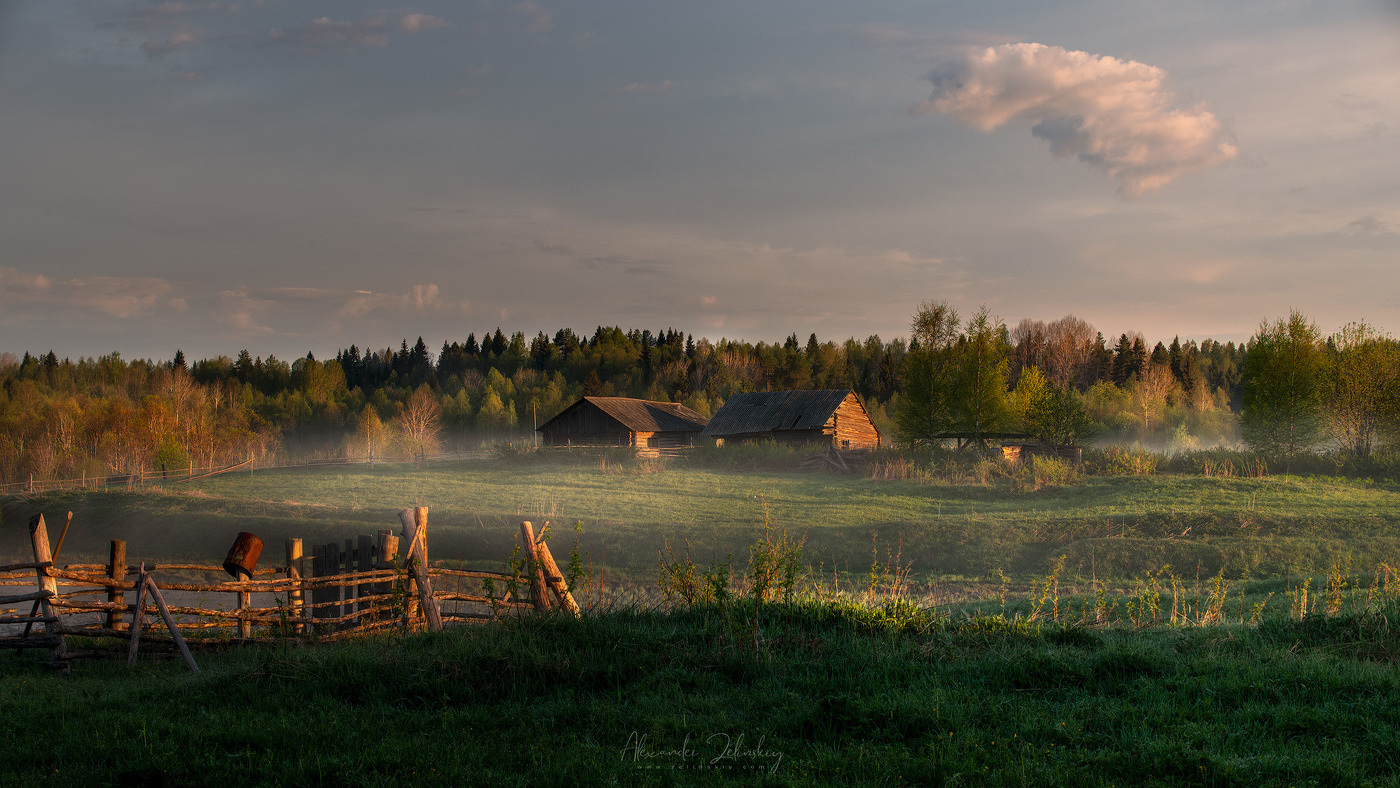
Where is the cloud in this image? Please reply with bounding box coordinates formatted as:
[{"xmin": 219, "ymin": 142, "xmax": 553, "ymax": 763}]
[
  {"xmin": 217, "ymin": 284, "xmax": 467, "ymax": 336},
  {"xmin": 1348, "ymin": 215, "xmax": 1393, "ymax": 234},
  {"xmin": 140, "ymin": 28, "xmax": 200, "ymax": 59},
  {"xmin": 0, "ymin": 268, "xmax": 185, "ymax": 319},
  {"xmin": 218, "ymin": 288, "xmax": 278, "ymax": 335},
  {"xmin": 912, "ymin": 43, "xmax": 1239, "ymax": 196},
  {"xmin": 398, "ymin": 13, "xmax": 451, "ymax": 35},
  {"xmin": 268, "ymin": 11, "xmax": 450, "ymax": 50},
  {"xmin": 611, "ymin": 80, "xmax": 674, "ymax": 95},
  {"xmin": 578, "ymin": 255, "xmax": 667, "ymax": 275}
]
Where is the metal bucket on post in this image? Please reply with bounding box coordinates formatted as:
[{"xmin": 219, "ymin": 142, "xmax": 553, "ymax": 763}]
[{"xmin": 223, "ymin": 532, "xmax": 264, "ymax": 579}]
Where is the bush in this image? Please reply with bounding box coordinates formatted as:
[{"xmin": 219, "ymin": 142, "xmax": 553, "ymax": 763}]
[{"xmin": 1082, "ymin": 446, "xmax": 1161, "ymax": 476}]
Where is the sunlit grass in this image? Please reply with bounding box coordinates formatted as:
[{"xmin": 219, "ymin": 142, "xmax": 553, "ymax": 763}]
[{"xmin": 4, "ymin": 458, "xmax": 1399, "ymax": 586}]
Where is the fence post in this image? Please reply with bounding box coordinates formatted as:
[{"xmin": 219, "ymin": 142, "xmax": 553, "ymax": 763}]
[
  {"xmin": 535, "ymin": 537, "xmax": 581, "ymax": 618},
  {"xmin": 356, "ymin": 534, "xmax": 372, "ymax": 620},
  {"xmin": 106, "ymin": 540, "xmax": 127, "ymax": 631},
  {"xmin": 399, "ymin": 508, "xmax": 442, "ymax": 630},
  {"xmin": 341, "ymin": 538, "xmax": 356, "ymax": 627},
  {"xmin": 310, "ymin": 545, "xmax": 324, "ymax": 632},
  {"xmin": 28, "ymin": 515, "xmax": 67, "ymax": 672},
  {"xmin": 376, "ymin": 530, "xmax": 399, "ymax": 618},
  {"xmin": 519, "ymin": 521, "xmax": 552, "ymax": 613},
  {"xmin": 237, "ymin": 585, "xmax": 251, "ymax": 640},
  {"xmin": 286, "ymin": 538, "xmax": 304, "ymax": 635}
]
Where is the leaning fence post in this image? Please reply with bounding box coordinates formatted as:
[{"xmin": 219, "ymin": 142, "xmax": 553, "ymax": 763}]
[
  {"xmin": 107, "ymin": 540, "xmax": 128, "ymax": 631},
  {"xmin": 399, "ymin": 508, "xmax": 442, "ymax": 630},
  {"xmin": 535, "ymin": 535, "xmax": 581, "ymax": 618},
  {"xmin": 145, "ymin": 578, "xmax": 199, "ymax": 673},
  {"xmin": 127, "ymin": 565, "xmax": 149, "ymax": 668},
  {"xmin": 28, "ymin": 515, "xmax": 66, "ymax": 671},
  {"xmin": 519, "ymin": 521, "xmax": 552, "ymax": 614}
]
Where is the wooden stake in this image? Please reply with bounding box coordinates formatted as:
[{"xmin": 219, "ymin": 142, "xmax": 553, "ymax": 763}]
[
  {"xmin": 519, "ymin": 521, "xmax": 552, "ymax": 613},
  {"xmin": 399, "ymin": 508, "xmax": 442, "ymax": 630},
  {"xmin": 106, "ymin": 540, "xmax": 127, "ymax": 631},
  {"xmin": 26, "ymin": 515, "xmax": 66, "ymax": 670},
  {"xmin": 535, "ymin": 537, "xmax": 581, "ymax": 618},
  {"xmin": 53, "ymin": 511, "xmax": 73, "ymax": 558},
  {"xmin": 17, "ymin": 512, "xmax": 74, "ymax": 654},
  {"xmin": 237, "ymin": 587, "xmax": 252, "ymax": 639},
  {"xmin": 144, "ymin": 578, "xmax": 200, "ymax": 673},
  {"xmin": 127, "ymin": 565, "xmax": 149, "ymax": 668},
  {"xmin": 285, "ymin": 538, "xmax": 304, "ymax": 635}
]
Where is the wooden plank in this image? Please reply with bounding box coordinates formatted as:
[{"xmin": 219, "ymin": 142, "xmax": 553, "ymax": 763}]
[
  {"xmin": 0, "ymin": 562, "xmax": 50, "ymax": 572},
  {"xmin": 0, "ymin": 615, "xmax": 58, "ymax": 625},
  {"xmin": 0, "ymin": 591, "xmax": 54, "ymax": 605},
  {"xmin": 0, "ymin": 636, "xmax": 64, "ymax": 650},
  {"xmin": 427, "ymin": 568, "xmax": 517, "ymax": 580}
]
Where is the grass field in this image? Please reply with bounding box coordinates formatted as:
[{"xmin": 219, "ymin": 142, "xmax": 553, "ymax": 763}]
[
  {"xmin": 6, "ymin": 457, "xmax": 1400, "ymax": 786},
  {"xmin": 4, "ymin": 456, "xmax": 1399, "ymax": 589},
  {"xmin": 5, "ymin": 603, "xmax": 1400, "ymax": 787}
]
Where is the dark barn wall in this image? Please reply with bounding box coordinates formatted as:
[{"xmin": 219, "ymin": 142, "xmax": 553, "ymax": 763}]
[{"xmin": 540, "ymin": 402, "xmax": 634, "ymax": 447}]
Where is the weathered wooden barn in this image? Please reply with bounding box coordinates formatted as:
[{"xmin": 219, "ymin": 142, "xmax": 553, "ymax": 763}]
[
  {"xmin": 536, "ymin": 397, "xmax": 709, "ymax": 452},
  {"xmin": 701, "ymin": 389, "xmax": 881, "ymax": 449}
]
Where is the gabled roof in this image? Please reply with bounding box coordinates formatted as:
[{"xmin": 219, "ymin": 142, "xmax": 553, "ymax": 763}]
[
  {"xmin": 701, "ymin": 389, "xmax": 858, "ymax": 437},
  {"xmin": 539, "ymin": 396, "xmax": 709, "ymax": 434}
]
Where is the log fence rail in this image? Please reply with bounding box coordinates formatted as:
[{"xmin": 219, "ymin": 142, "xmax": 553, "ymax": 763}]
[{"xmin": 0, "ymin": 510, "xmax": 578, "ymax": 673}]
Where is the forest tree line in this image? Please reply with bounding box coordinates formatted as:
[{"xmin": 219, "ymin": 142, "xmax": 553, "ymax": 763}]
[{"xmin": 0, "ymin": 307, "xmax": 1392, "ymax": 484}]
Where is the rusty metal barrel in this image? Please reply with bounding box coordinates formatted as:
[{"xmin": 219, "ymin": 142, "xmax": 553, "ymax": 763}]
[{"xmin": 223, "ymin": 532, "xmax": 264, "ymax": 579}]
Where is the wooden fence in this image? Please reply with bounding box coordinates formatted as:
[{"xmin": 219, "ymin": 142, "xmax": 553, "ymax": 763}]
[
  {"xmin": 0, "ymin": 460, "xmax": 253, "ymax": 495},
  {"xmin": 0, "ymin": 509, "xmax": 576, "ymax": 674}
]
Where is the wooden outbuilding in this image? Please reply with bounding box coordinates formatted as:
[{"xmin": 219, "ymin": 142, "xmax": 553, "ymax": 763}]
[
  {"xmin": 701, "ymin": 389, "xmax": 881, "ymax": 450},
  {"xmin": 536, "ymin": 396, "xmax": 709, "ymax": 453}
]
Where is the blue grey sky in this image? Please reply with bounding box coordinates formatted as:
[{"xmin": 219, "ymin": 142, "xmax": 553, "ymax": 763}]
[{"xmin": 2, "ymin": 0, "xmax": 1398, "ymax": 360}]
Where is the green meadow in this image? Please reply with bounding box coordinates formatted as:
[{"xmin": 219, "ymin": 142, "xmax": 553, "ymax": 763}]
[
  {"xmin": 5, "ymin": 455, "xmax": 1399, "ymax": 588},
  {"xmin": 6, "ymin": 455, "xmax": 1400, "ymax": 786}
]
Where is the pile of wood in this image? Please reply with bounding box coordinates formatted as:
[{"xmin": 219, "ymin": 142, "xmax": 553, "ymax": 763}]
[{"xmin": 798, "ymin": 445, "xmax": 870, "ymax": 473}]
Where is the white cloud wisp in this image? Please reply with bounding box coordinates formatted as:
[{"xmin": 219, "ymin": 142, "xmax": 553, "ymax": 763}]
[{"xmin": 913, "ymin": 43, "xmax": 1239, "ymax": 196}]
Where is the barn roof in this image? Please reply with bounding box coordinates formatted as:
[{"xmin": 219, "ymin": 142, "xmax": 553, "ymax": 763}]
[
  {"xmin": 539, "ymin": 397, "xmax": 709, "ymax": 434},
  {"xmin": 701, "ymin": 389, "xmax": 857, "ymax": 437}
]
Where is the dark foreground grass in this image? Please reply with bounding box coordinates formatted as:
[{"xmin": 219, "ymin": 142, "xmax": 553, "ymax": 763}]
[{"xmin": 5, "ymin": 603, "xmax": 1400, "ymax": 787}]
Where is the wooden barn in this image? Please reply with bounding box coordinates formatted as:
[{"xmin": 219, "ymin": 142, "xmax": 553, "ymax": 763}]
[
  {"xmin": 536, "ymin": 396, "xmax": 709, "ymax": 453},
  {"xmin": 702, "ymin": 389, "xmax": 881, "ymax": 450}
]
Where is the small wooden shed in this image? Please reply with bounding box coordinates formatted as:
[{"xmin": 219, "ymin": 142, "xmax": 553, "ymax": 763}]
[
  {"xmin": 536, "ymin": 397, "xmax": 709, "ymax": 453},
  {"xmin": 702, "ymin": 389, "xmax": 881, "ymax": 450}
]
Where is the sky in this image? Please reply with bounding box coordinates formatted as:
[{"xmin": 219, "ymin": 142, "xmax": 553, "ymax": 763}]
[{"xmin": 1, "ymin": 0, "xmax": 1398, "ymax": 362}]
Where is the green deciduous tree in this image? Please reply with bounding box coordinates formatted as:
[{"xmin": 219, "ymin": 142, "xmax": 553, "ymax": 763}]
[
  {"xmin": 1018, "ymin": 369, "xmax": 1096, "ymax": 446},
  {"xmin": 1240, "ymin": 311, "xmax": 1327, "ymax": 457},
  {"xmin": 1326, "ymin": 322, "xmax": 1400, "ymax": 457},
  {"xmin": 951, "ymin": 307, "xmax": 1012, "ymax": 446},
  {"xmin": 895, "ymin": 301, "xmax": 960, "ymax": 448}
]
